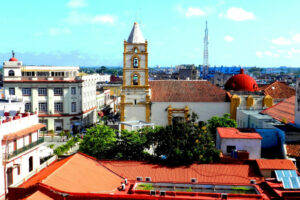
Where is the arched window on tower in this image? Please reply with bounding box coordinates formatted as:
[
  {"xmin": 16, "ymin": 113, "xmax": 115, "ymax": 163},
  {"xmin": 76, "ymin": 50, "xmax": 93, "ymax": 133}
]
[
  {"xmin": 133, "ymin": 58, "xmax": 139, "ymax": 68},
  {"xmin": 132, "ymin": 74, "xmax": 139, "ymax": 85},
  {"xmin": 134, "ymin": 48, "xmax": 138, "ymax": 53},
  {"xmin": 8, "ymin": 70, "xmax": 15, "ymax": 76}
]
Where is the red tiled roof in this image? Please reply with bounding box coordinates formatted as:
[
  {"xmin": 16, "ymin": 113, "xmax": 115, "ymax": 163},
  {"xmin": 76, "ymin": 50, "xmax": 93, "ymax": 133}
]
[
  {"xmin": 286, "ymin": 143, "xmax": 300, "ymax": 158},
  {"xmin": 2, "ymin": 123, "xmax": 45, "ymax": 141},
  {"xmin": 256, "ymin": 159, "xmax": 297, "ymax": 170},
  {"xmin": 261, "ymin": 96, "xmax": 295, "ymax": 123},
  {"xmin": 149, "ymin": 80, "xmax": 228, "ymax": 102},
  {"xmin": 24, "ymin": 191, "xmax": 54, "ymax": 200},
  {"xmin": 20, "ymin": 153, "xmax": 123, "ymax": 193},
  {"xmin": 217, "ymin": 128, "xmax": 262, "ymax": 140},
  {"xmin": 260, "ymin": 81, "xmax": 295, "ymax": 99},
  {"xmin": 101, "ymin": 161, "xmax": 263, "ymax": 184}
]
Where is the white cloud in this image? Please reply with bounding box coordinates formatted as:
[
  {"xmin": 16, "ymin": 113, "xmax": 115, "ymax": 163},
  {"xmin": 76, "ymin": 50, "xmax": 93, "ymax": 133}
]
[
  {"xmin": 65, "ymin": 11, "xmax": 116, "ymax": 25},
  {"xmin": 67, "ymin": 0, "xmax": 87, "ymax": 8},
  {"xmin": 256, "ymin": 51, "xmax": 263, "ymax": 58},
  {"xmin": 292, "ymin": 34, "xmax": 300, "ymax": 43},
  {"xmin": 224, "ymin": 35, "xmax": 234, "ymax": 42},
  {"xmin": 264, "ymin": 51, "xmax": 280, "ymax": 57},
  {"xmin": 185, "ymin": 7, "xmax": 205, "ymax": 17},
  {"xmin": 271, "ymin": 37, "xmax": 292, "ymax": 45},
  {"xmin": 48, "ymin": 28, "xmax": 71, "ymax": 36},
  {"xmin": 226, "ymin": 7, "xmax": 255, "ymax": 21},
  {"xmin": 291, "ymin": 48, "xmax": 300, "ymax": 54},
  {"xmin": 176, "ymin": 5, "xmax": 205, "ymax": 17}
]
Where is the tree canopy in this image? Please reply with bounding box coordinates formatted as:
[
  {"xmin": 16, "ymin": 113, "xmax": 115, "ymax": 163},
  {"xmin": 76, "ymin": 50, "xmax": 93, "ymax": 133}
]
[{"xmin": 207, "ymin": 113, "xmax": 237, "ymax": 140}]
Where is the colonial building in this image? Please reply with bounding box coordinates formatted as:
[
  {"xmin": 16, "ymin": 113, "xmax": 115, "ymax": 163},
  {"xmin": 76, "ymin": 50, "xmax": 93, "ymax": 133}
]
[
  {"xmin": 0, "ymin": 112, "xmax": 45, "ymax": 200},
  {"xmin": 3, "ymin": 55, "xmax": 98, "ymax": 132},
  {"xmin": 120, "ymin": 23, "xmax": 230, "ymax": 128}
]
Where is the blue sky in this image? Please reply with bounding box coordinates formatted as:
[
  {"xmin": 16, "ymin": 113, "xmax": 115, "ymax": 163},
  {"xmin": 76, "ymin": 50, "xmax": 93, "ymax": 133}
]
[{"xmin": 0, "ymin": 0, "xmax": 300, "ymax": 67}]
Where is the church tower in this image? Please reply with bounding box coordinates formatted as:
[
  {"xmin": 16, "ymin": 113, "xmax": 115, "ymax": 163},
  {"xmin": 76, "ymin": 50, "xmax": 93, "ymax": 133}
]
[{"xmin": 120, "ymin": 22, "xmax": 150, "ymax": 128}]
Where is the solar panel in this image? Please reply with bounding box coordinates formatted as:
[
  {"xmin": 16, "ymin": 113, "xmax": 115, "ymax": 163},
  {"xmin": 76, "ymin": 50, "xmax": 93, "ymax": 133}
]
[
  {"xmin": 282, "ymin": 177, "xmax": 293, "ymax": 189},
  {"xmin": 290, "ymin": 177, "xmax": 300, "ymax": 189},
  {"xmin": 275, "ymin": 170, "xmax": 298, "ymax": 182},
  {"xmin": 290, "ymin": 170, "xmax": 298, "ymax": 177},
  {"xmin": 275, "ymin": 170, "xmax": 285, "ymax": 181}
]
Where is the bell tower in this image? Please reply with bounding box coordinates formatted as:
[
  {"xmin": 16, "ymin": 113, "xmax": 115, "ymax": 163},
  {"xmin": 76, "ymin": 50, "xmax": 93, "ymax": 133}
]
[{"xmin": 120, "ymin": 22, "xmax": 150, "ymax": 128}]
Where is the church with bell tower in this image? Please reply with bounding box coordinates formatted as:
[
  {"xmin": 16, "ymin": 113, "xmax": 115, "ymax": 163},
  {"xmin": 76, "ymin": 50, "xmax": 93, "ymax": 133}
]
[{"xmin": 120, "ymin": 22, "xmax": 151, "ymax": 128}]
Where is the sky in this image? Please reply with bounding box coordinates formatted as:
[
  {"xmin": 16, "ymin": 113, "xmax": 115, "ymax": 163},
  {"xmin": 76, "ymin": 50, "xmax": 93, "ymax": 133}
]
[{"xmin": 0, "ymin": 0, "xmax": 300, "ymax": 67}]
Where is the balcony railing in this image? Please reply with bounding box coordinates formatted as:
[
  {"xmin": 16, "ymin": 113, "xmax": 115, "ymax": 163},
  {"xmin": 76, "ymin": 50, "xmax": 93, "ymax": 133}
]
[{"xmin": 6, "ymin": 138, "xmax": 44, "ymax": 160}]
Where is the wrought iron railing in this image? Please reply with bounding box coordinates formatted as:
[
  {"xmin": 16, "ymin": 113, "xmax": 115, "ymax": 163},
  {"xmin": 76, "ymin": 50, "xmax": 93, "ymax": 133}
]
[{"xmin": 6, "ymin": 138, "xmax": 44, "ymax": 160}]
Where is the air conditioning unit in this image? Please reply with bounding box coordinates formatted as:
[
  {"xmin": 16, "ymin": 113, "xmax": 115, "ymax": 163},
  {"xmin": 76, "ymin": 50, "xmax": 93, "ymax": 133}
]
[
  {"xmin": 121, "ymin": 183, "xmax": 125, "ymax": 190},
  {"xmin": 124, "ymin": 178, "xmax": 128, "ymax": 185},
  {"xmin": 160, "ymin": 191, "xmax": 166, "ymax": 196},
  {"xmin": 145, "ymin": 177, "xmax": 151, "ymax": 182},
  {"xmin": 221, "ymin": 193, "xmax": 228, "ymax": 200},
  {"xmin": 191, "ymin": 178, "xmax": 197, "ymax": 183},
  {"xmin": 136, "ymin": 176, "xmax": 143, "ymax": 181},
  {"xmin": 150, "ymin": 190, "xmax": 156, "ymax": 196}
]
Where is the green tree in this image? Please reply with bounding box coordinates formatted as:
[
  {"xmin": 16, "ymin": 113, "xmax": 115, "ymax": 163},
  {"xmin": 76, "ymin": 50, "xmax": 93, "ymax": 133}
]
[
  {"xmin": 79, "ymin": 124, "xmax": 117, "ymax": 159},
  {"xmin": 153, "ymin": 113, "xmax": 219, "ymax": 165},
  {"xmin": 207, "ymin": 113, "xmax": 237, "ymax": 140},
  {"xmin": 114, "ymin": 129, "xmax": 149, "ymax": 160}
]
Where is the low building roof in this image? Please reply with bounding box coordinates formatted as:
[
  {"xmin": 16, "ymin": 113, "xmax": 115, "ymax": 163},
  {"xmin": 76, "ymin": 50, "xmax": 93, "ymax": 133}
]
[
  {"xmin": 149, "ymin": 80, "xmax": 229, "ymax": 102},
  {"xmin": 101, "ymin": 160, "xmax": 263, "ymax": 184},
  {"xmin": 20, "ymin": 153, "xmax": 123, "ymax": 193},
  {"xmin": 217, "ymin": 128, "xmax": 262, "ymax": 140},
  {"xmin": 24, "ymin": 191, "xmax": 54, "ymax": 200},
  {"xmin": 2, "ymin": 123, "xmax": 45, "ymax": 141},
  {"xmin": 286, "ymin": 143, "xmax": 300, "ymax": 158},
  {"xmin": 261, "ymin": 96, "xmax": 295, "ymax": 123},
  {"xmin": 256, "ymin": 159, "xmax": 297, "ymax": 170},
  {"xmin": 260, "ymin": 81, "xmax": 295, "ymax": 99}
]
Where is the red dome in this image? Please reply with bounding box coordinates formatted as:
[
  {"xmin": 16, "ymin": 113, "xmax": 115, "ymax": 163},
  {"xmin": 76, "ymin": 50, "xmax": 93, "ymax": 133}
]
[
  {"xmin": 9, "ymin": 57, "xmax": 18, "ymax": 61},
  {"xmin": 224, "ymin": 69, "xmax": 258, "ymax": 92}
]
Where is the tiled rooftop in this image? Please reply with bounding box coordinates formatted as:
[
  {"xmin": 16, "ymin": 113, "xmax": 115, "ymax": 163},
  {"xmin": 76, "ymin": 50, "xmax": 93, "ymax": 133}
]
[
  {"xmin": 256, "ymin": 159, "xmax": 297, "ymax": 170},
  {"xmin": 149, "ymin": 80, "xmax": 229, "ymax": 102},
  {"xmin": 217, "ymin": 127, "xmax": 262, "ymax": 140},
  {"xmin": 261, "ymin": 96, "xmax": 295, "ymax": 123},
  {"xmin": 286, "ymin": 143, "xmax": 300, "ymax": 158},
  {"xmin": 260, "ymin": 81, "xmax": 295, "ymax": 99}
]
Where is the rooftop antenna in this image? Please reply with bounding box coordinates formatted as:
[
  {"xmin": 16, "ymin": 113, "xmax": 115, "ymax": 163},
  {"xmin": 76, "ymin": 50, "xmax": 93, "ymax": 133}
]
[
  {"xmin": 203, "ymin": 20, "xmax": 209, "ymax": 79},
  {"xmin": 12, "ymin": 50, "xmax": 15, "ymax": 58}
]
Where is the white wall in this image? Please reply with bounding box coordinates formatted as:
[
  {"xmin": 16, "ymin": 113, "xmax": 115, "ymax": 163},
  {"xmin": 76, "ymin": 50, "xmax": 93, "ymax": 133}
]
[
  {"xmin": 124, "ymin": 105, "xmax": 146, "ymax": 122},
  {"xmin": 296, "ymin": 79, "xmax": 300, "ymax": 124},
  {"xmin": 219, "ymin": 137, "xmax": 261, "ymax": 159},
  {"xmin": 151, "ymin": 102, "xmax": 230, "ymax": 126}
]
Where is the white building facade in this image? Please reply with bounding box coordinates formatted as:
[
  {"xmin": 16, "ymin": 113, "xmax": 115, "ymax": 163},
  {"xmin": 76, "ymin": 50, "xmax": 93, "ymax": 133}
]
[
  {"xmin": 296, "ymin": 78, "xmax": 300, "ymax": 125},
  {"xmin": 3, "ymin": 57, "xmax": 98, "ymax": 132},
  {"xmin": 0, "ymin": 112, "xmax": 44, "ymax": 200}
]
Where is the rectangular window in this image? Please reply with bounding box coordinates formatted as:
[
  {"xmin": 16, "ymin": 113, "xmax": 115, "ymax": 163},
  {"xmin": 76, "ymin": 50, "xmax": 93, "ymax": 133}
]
[
  {"xmin": 38, "ymin": 103, "xmax": 47, "ymax": 113},
  {"xmin": 71, "ymin": 87, "xmax": 76, "ymax": 95},
  {"xmin": 54, "ymin": 88, "xmax": 63, "ymax": 96},
  {"xmin": 22, "ymin": 88, "xmax": 31, "ymax": 96},
  {"xmin": 226, "ymin": 145, "xmax": 236, "ymax": 153},
  {"xmin": 54, "ymin": 102, "xmax": 63, "ymax": 113},
  {"xmin": 9, "ymin": 88, "xmax": 15, "ymax": 95},
  {"xmin": 71, "ymin": 102, "xmax": 76, "ymax": 112},
  {"xmin": 25, "ymin": 103, "xmax": 31, "ymax": 112},
  {"xmin": 38, "ymin": 88, "xmax": 47, "ymax": 96},
  {"xmin": 39, "ymin": 119, "xmax": 48, "ymax": 132}
]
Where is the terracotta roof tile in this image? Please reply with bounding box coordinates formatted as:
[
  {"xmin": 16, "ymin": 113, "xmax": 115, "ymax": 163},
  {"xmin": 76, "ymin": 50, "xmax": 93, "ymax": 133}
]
[
  {"xmin": 261, "ymin": 96, "xmax": 295, "ymax": 123},
  {"xmin": 101, "ymin": 161, "xmax": 263, "ymax": 184},
  {"xmin": 217, "ymin": 128, "xmax": 262, "ymax": 140},
  {"xmin": 256, "ymin": 159, "xmax": 297, "ymax": 170},
  {"xmin": 149, "ymin": 80, "xmax": 228, "ymax": 102},
  {"xmin": 286, "ymin": 143, "xmax": 300, "ymax": 158},
  {"xmin": 24, "ymin": 191, "xmax": 54, "ymax": 200},
  {"xmin": 2, "ymin": 123, "xmax": 45, "ymax": 141},
  {"xmin": 260, "ymin": 81, "xmax": 295, "ymax": 99}
]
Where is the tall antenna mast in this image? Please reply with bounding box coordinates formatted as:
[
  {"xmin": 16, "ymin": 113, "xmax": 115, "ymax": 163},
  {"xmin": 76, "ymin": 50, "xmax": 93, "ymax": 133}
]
[{"xmin": 203, "ymin": 21, "xmax": 209, "ymax": 79}]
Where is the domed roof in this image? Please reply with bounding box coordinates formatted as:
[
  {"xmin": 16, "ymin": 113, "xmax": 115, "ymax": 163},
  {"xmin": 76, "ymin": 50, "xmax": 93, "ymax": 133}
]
[
  {"xmin": 224, "ymin": 69, "xmax": 258, "ymax": 92},
  {"xmin": 9, "ymin": 57, "xmax": 18, "ymax": 61}
]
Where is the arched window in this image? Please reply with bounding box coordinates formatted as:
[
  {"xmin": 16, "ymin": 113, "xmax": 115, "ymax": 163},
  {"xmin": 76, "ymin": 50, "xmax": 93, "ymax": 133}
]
[
  {"xmin": 29, "ymin": 156, "xmax": 33, "ymax": 172},
  {"xmin": 132, "ymin": 74, "xmax": 139, "ymax": 85},
  {"xmin": 8, "ymin": 70, "xmax": 15, "ymax": 76},
  {"xmin": 134, "ymin": 48, "xmax": 138, "ymax": 53},
  {"xmin": 133, "ymin": 58, "xmax": 139, "ymax": 68}
]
